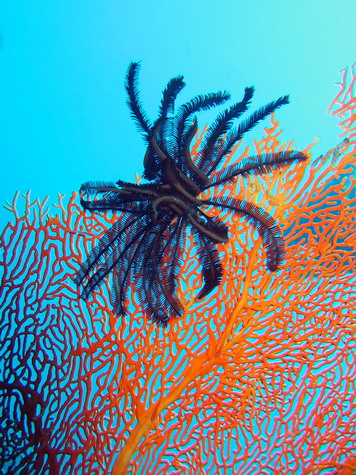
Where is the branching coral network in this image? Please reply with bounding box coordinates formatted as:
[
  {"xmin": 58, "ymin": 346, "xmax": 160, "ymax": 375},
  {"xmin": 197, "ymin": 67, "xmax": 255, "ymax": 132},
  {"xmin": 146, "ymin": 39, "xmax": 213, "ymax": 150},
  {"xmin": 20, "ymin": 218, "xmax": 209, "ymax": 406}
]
[{"xmin": 0, "ymin": 65, "xmax": 355, "ymax": 474}]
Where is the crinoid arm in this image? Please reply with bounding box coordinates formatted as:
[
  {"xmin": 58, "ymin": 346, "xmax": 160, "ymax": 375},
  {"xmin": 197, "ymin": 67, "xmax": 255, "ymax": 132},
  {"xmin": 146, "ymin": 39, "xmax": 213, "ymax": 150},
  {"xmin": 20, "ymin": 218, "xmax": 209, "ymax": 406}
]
[
  {"xmin": 218, "ymin": 95, "xmax": 290, "ymax": 159},
  {"xmin": 206, "ymin": 151, "xmax": 308, "ymax": 188},
  {"xmin": 75, "ymin": 204, "xmax": 187, "ymax": 326},
  {"xmin": 134, "ymin": 213, "xmax": 187, "ymax": 326},
  {"xmin": 74, "ymin": 213, "xmax": 148, "ymax": 298},
  {"xmin": 193, "ymin": 233, "xmax": 223, "ymax": 300},
  {"xmin": 203, "ymin": 196, "xmax": 285, "ymax": 271},
  {"xmin": 125, "ymin": 61, "xmax": 152, "ymax": 137},
  {"xmin": 79, "ymin": 180, "xmax": 155, "ymax": 212},
  {"xmin": 197, "ymin": 94, "xmax": 291, "ymax": 177}
]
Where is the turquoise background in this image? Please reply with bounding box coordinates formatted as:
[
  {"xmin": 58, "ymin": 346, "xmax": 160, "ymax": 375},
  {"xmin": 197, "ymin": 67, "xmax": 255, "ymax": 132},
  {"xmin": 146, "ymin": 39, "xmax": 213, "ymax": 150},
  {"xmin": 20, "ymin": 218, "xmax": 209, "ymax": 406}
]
[{"xmin": 0, "ymin": 0, "xmax": 355, "ymax": 224}]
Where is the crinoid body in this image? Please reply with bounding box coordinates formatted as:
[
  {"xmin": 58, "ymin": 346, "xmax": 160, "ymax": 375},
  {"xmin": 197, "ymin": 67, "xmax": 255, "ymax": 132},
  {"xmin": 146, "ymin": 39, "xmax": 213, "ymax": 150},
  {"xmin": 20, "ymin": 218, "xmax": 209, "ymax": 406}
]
[{"xmin": 75, "ymin": 62, "xmax": 307, "ymax": 326}]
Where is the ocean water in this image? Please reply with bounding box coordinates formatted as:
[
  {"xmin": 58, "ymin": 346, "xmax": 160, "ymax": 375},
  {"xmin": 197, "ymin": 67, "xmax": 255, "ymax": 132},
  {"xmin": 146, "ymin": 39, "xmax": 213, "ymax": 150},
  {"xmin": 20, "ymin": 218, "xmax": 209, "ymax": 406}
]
[{"xmin": 0, "ymin": 0, "xmax": 355, "ymax": 222}]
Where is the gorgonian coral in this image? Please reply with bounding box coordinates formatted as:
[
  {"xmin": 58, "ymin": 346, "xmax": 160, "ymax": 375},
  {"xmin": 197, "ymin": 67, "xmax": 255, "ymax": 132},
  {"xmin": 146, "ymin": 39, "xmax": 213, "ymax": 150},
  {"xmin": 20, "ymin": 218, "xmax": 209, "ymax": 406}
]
[{"xmin": 0, "ymin": 65, "xmax": 355, "ymax": 474}]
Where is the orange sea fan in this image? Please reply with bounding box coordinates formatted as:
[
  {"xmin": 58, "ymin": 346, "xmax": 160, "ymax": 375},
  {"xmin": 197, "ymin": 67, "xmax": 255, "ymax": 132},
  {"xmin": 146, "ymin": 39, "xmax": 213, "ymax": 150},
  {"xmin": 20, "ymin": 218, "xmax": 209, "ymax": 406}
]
[{"xmin": 0, "ymin": 66, "xmax": 355, "ymax": 474}]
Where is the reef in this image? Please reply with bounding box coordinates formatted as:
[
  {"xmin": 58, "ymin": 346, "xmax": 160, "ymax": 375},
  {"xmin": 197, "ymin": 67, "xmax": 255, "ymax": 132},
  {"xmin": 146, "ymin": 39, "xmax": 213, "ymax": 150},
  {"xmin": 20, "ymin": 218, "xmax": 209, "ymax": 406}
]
[{"xmin": 0, "ymin": 65, "xmax": 355, "ymax": 474}]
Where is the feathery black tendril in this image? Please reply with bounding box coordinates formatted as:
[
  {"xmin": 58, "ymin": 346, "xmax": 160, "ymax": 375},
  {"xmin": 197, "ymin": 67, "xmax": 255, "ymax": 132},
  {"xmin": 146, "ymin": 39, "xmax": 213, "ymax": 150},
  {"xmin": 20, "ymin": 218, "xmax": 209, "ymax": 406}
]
[{"xmin": 75, "ymin": 61, "xmax": 308, "ymax": 326}]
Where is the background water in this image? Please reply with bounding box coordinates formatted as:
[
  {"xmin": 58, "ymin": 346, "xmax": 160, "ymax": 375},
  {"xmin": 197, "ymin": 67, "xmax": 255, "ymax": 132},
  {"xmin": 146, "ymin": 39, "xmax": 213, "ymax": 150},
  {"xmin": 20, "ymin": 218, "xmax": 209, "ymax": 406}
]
[{"xmin": 0, "ymin": 0, "xmax": 355, "ymax": 225}]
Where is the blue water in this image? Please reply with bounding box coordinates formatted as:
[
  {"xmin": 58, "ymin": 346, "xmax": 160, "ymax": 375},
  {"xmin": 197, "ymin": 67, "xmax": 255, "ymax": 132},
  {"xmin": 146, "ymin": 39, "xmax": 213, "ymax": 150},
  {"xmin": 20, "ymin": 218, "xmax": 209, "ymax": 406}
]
[{"xmin": 0, "ymin": 0, "xmax": 355, "ymax": 226}]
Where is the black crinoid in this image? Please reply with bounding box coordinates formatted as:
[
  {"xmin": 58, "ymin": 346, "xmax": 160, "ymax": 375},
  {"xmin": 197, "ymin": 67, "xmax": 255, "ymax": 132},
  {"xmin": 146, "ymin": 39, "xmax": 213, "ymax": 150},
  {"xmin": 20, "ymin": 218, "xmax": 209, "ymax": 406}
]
[{"xmin": 75, "ymin": 61, "xmax": 307, "ymax": 326}]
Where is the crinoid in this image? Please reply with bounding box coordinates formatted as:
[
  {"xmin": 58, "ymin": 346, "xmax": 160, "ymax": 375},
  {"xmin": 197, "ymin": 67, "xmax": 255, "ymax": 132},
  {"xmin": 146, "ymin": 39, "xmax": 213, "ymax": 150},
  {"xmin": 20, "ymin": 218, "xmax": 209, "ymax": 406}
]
[{"xmin": 75, "ymin": 62, "xmax": 307, "ymax": 326}]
